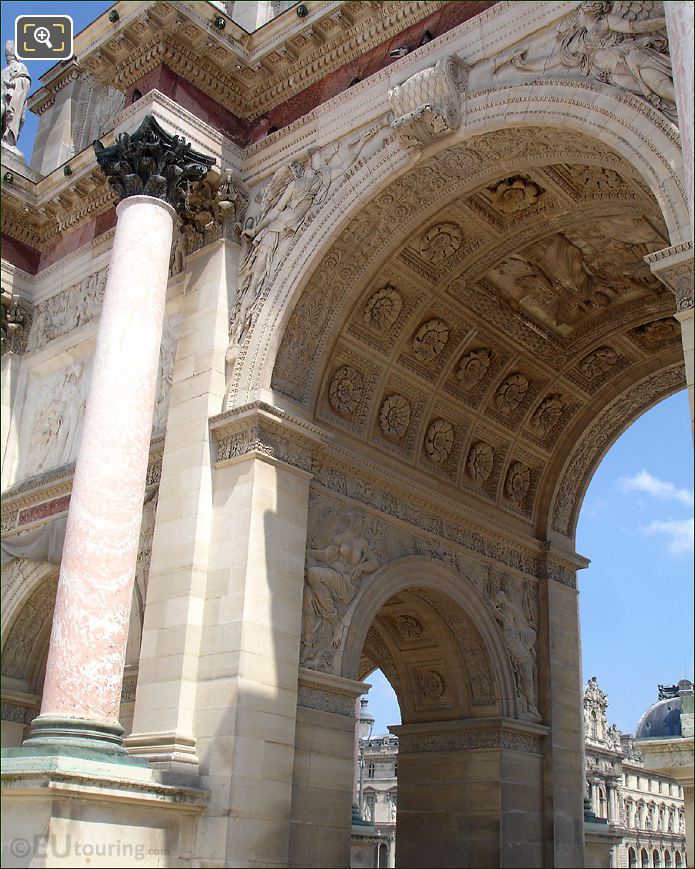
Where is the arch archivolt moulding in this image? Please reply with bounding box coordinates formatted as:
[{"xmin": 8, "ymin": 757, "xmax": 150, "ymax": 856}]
[
  {"xmin": 229, "ymin": 79, "xmax": 686, "ymax": 408},
  {"xmin": 299, "ymin": 487, "xmax": 546, "ymax": 723},
  {"xmin": 1, "ymin": 558, "xmax": 57, "ymax": 641},
  {"xmin": 546, "ymin": 361, "xmax": 685, "ymax": 541}
]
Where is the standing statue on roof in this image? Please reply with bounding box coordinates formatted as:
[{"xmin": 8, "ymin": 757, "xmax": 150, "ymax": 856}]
[{"xmin": 1, "ymin": 41, "xmax": 31, "ymax": 151}]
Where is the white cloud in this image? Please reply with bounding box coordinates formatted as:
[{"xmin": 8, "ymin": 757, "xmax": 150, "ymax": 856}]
[
  {"xmin": 642, "ymin": 518, "xmax": 694, "ymax": 557},
  {"xmin": 619, "ymin": 470, "xmax": 694, "ymax": 507}
]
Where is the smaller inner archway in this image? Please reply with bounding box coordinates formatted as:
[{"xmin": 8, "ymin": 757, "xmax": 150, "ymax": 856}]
[{"xmin": 347, "ymin": 578, "xmax": 544, "ymax": 868}]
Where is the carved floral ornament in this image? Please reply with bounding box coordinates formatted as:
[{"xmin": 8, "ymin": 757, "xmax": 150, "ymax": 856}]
[
  {"xmin": 456, "ymin": 348, "xmax": 492, "ymax": 388},
  {"xmin": 425, "ymin": 418, "xmax": 454, "ymax": 464},
  {"xmin": 580, "ymin": 345, "xmax": 618, "ymax": 378},
  {"xmin": 466, "ymin": 441, "xmax": 494, "ymax": 483},
  {"xmin": 419, "ymin": 222, "xmax": 463, "ymax": 265},
  {"xmin": 328, "ymin": 365, "xmax": 364, "ymax": 415},
  {"xmin": 419, "ymin": 669, "xmax": 446, "ymax": 700},
  {"xmin": 412, "ymin": 318, "xmax": 449, "ymax": 363},
  {"xmin": 495, "ymin": 373, "xmax": 529, "ymax": 415},
  {"xmin": 530, "ymin": 394, "xmax": 565, "ymax": 436},
  {"xmin": 489, "ymin": 176, "xmax": 543, "ymax": 214},
  {"xmin": 379, "ymin": 394, "xmax": 411, "ymax": 439},
  {"xmin": 505, "ymin": 461, "xmax": 531, "ymax": 503},
  {"xmin": 363, "ymin": 285, "xmax": 402, "ymax": 332}
]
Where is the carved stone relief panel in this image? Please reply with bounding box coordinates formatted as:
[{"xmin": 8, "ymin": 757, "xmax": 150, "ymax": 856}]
[
  {"xmin": 626, "ymin": 317, "xmax": 681, "ymax": 353},
  {"xmin": 411, "ymin": 661, "xmax": 454, "ymax": 713},
  {"xmin": 21, "ymin": 358, "xmax": 92, "ymax": 479},
  {"xmin": 490, "ymin": 570, "xmax": 540, "ymax": 721},
  {"xmin": 492, "ymin": 2, "xmax": 677, "ymax": 123},
  {"xmin": 152, "ymin": 312, "xmax": 181, "ymax": 433},
  {"xmin": 27, "ymin": 269, "xmax": 108, "ymax": 351}
]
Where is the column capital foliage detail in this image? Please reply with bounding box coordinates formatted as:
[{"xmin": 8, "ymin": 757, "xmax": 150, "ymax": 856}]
[{"xmin": 94, "ymin": 115, "xmax": 215, "ymax": 211}]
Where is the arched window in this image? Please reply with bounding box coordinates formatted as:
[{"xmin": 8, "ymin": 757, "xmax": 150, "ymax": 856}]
[
  {"xmin": 363, "ymin": 790, "xmax": 377, "ymax": 823},
  {"xmin": 654, "ymin": 850, "xmax": 661, "ymax": 868},
  {"xmin": 641, "ymin": 848, "xmax": 650, "ymax": 867},
  {"xmin": 599, "ymin": 787, "xmax": 607, "ymax": 818},
  {"xmin": 628, "ymin": 848, "xmax": 637, "ymax": 869},
  {"xmin": 665, "ymin": 851, "xmax": 672, "ymax": 869},
  {"xmin": 367, "ymin": 763, "xmax": 375, "ymax": 779},
  {"xmin": 675, "ymin": 852, "xmax": 682, "ymax": 868}
]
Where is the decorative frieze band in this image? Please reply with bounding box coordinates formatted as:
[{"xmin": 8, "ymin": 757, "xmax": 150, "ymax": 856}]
[
  {"xmin": 391, "ymin": 718, "xmax": 547, "ymax": 756},
  {"xmin": 1, "ymin": 436, "xmax": 164, "ymax": 535},
  {"xmin": 296, "ymin": 667, "xmax": 368, "ymax": 717},
  {"xmin": 210, "ymin": 402, "xmax": 585, "ymax": 582}
]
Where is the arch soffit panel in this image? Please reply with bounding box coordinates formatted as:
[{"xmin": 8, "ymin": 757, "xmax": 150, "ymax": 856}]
[
  {"xmin": 340, "ymin": 556, "xmax": 518, "ymax": 720},
  {"xmin": 236, "ymin": 81, "xmax": 686, "ymax": 406},
  {"xmin": 1, "ymin": 558, "xmax": 57, "ymax": 639}
]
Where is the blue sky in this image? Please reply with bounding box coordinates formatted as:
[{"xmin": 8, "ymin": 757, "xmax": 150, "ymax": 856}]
[{"xmin": 5, "ymin": 1, "xmax": 693, "ymax": 741}]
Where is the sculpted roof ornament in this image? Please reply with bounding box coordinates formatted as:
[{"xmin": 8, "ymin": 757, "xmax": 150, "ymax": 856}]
[{"xmin": 93, "ymin": 114, "xmax": 215, "ymax": 211}]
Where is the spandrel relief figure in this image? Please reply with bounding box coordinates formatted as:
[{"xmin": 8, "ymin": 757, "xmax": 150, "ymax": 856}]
[
  {"xmin": 495, "ymin": 2, "xmax": 676, "ymax": 121},
  {"xmin": 226, "ymin": 125, "xmax": 387, "ymax": 364},
  {"xmin": 493, "ymin": 587, "xmax": 541, "ymax": 720},
  {"xmin": 27, "ymin": 363, "xmax": 88, "ymax": 475},
  {"xmin": 301, "ymin": 509, "xmax": 380, "ymax": 670},
  {"xmin": 1, "ymin": 41, "xmax": 31, "ymax": 150},
  {"xmin": 152, "ymin": 315, "xmax": 179, "ymax": 432}
]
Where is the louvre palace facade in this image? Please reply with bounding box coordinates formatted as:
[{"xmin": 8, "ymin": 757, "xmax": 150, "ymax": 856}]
[{"xmin": 0, "ymin": 1, "xmax": 693, "ymax": 867}]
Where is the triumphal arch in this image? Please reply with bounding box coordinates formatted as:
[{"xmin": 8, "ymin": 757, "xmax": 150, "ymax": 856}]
[{"xmin": 1, "ymin": 2, "xmax": 692, "ymax": 866}]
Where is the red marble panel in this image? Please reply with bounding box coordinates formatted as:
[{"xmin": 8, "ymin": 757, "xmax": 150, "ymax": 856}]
[
  {"xmin": 1, "ymin": 232, "xmax": 41, "ymax": 274},
  {"xmin": 127, "ymin": 64, "xmax": 248, "ymax": 147},
  {"xmin": 36, "ymin": 208, "xmax": 117, "ymax": 271},
  {"xmin": 248, "ymin": 0, "xmax": 495, "ymax": 142},
  {"xmin": 18, "ymin": 494, "xmax": 71, "ymax": 526}
]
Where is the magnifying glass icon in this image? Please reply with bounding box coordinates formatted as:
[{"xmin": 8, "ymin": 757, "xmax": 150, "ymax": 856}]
[{"xmin": 34, "ymin": 26, "xmax": 53, "ymax": 49}]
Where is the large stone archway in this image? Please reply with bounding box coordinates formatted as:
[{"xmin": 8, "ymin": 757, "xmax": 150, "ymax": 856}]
[{"xmin": 253, "ymin": 105, "xmax": 687, "ymax": 869}]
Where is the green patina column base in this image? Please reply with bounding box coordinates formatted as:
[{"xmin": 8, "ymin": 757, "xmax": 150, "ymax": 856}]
[{"xmin": 16, "ymin": 715, "xmax": 143, "ymax": 761}]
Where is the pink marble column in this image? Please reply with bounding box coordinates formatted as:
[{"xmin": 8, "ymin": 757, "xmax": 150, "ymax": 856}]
[
  {"xmin": 27, "ymin": 195, "xmax": 175, "ymax": 750},
  {"xmin": 24, "ymin": 116, "xmax": 214, "ymax": 752}
]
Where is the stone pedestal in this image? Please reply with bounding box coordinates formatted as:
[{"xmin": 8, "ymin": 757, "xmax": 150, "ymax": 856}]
[{"xmin": 1, "ymin": 747, "xmax": 207, "ymax": 868}]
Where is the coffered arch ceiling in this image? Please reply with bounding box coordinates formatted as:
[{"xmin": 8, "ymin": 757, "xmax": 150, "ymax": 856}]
[
  {"xmin": 271, "ymin": 127, "xmax": 685, "ymax": 543},
  {"xmin": 358, "ymin": 588, "xmax": 500, "ymax": 725}
]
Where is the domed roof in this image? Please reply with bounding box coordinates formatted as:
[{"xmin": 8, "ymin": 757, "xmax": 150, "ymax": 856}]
[{"xmin": 635, "ymin": 681, "xmax": 693, "ymax": 739}]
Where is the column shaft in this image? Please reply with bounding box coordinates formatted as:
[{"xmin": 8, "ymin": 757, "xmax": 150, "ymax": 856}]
[{"xmin": 29, "ymin": 195, "xmax": 174, "ymax": 748}]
